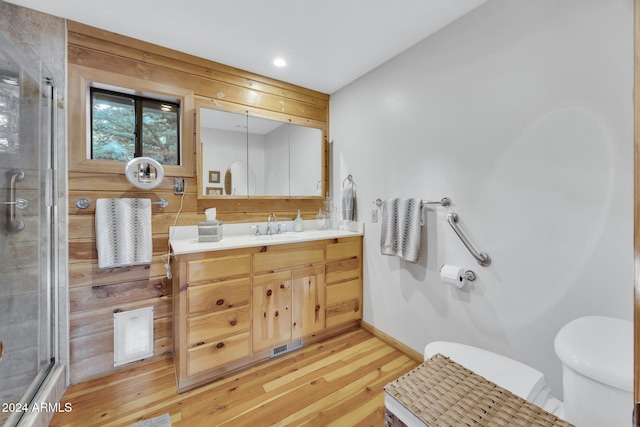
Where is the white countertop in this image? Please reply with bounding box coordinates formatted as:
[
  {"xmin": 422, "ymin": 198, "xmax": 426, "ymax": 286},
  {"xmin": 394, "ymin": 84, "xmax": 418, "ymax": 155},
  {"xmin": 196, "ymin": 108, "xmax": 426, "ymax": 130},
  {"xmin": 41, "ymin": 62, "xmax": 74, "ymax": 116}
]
[{"xmin": 170, "ymin": 221, "xmax": 364, "ymax": 255}]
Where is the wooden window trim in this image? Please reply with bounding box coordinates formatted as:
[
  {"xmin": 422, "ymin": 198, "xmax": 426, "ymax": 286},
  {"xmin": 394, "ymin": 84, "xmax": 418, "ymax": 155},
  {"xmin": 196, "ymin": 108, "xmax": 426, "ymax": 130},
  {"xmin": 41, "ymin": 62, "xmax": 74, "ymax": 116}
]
[{"xmin": 68, "ymin": 63, "xmax": 194, "ymax": 177}]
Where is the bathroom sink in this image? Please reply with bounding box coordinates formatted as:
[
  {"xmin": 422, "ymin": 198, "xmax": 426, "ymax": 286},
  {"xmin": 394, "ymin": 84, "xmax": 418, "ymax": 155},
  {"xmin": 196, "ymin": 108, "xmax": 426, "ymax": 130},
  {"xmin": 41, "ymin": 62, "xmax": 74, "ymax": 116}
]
[{"xmin": 251, "ymin": 232, "xmax": 309, "ymax": 243}]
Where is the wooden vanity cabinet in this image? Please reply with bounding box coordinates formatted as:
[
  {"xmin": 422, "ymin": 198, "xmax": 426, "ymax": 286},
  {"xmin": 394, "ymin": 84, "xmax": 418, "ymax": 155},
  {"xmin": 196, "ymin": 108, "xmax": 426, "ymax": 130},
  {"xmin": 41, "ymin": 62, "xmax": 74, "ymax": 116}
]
[{"xmin": 172, "ymin": 236, "xmax": 362, "ymax": 393}]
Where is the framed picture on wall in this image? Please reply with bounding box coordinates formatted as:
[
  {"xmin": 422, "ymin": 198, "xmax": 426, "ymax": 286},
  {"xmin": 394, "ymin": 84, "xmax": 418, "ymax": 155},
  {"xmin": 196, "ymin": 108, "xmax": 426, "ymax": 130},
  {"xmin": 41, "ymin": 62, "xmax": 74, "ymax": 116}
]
[
  {"xmin": 206, "ymin": 187, "xmax": 223, "ymax": 196},
  {"xmin": 208, "ymin": 170, "xmax": 220, "ymax": 183}
]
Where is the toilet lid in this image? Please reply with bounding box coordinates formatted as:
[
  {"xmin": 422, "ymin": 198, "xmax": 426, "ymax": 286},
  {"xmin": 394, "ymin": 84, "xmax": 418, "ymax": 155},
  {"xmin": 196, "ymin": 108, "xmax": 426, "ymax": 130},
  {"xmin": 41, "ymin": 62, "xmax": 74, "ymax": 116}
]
[{"xmin": 554, "ymin": 315, "xmax": 632, "ymax": 392}]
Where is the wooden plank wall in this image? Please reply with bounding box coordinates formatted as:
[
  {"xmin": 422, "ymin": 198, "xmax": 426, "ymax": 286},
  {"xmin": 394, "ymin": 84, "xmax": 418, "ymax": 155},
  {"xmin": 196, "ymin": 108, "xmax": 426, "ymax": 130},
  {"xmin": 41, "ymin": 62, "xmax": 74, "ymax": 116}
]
[{"xmin": 67, "ymin": 21, "xmax": 330, "ymax": 383}]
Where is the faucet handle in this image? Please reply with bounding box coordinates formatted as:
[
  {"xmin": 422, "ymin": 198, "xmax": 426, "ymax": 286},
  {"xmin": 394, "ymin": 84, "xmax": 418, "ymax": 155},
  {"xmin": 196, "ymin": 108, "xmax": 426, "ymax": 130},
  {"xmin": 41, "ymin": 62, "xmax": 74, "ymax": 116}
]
[{"xmin": 250, "ymin": 224, "xmax": 262, "ymax": 235}]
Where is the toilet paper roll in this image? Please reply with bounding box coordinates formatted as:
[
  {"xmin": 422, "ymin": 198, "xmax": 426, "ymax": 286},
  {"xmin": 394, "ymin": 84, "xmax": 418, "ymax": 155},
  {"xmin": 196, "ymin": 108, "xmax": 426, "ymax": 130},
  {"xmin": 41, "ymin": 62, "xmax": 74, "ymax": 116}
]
[{"xmin": 440, "ymin": 264, "xmax": 465, "ymax": 288}]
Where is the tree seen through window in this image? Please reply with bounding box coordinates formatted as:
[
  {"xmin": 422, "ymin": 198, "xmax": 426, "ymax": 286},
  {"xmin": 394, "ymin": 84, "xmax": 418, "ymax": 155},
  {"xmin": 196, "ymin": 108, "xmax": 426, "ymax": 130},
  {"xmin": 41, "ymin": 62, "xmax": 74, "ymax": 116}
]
[{"xmin": 91, "ymin": 88, "xmax": 179, "ymax": 165}]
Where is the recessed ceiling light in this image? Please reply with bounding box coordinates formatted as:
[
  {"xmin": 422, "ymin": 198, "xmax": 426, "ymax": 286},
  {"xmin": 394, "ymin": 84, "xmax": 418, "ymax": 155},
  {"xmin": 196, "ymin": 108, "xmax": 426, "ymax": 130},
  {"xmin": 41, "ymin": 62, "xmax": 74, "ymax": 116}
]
[{"xmin": 273, "ymin": 58, "xmax": 287, "ymax": 67}]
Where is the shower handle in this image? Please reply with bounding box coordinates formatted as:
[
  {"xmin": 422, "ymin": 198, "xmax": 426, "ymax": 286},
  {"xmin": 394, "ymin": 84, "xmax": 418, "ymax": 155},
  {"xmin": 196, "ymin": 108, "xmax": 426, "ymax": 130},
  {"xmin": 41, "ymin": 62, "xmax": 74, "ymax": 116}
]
[{"xmin": 4, "ymin": 169, "xmax": 29, "ymax": 232}]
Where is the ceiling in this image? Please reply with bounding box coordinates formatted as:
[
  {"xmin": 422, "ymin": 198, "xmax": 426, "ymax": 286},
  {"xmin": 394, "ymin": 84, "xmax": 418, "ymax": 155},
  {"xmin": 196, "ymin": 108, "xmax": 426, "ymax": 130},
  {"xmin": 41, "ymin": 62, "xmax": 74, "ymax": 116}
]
[{"xmin": 5, "ymin": 0, "xmax": 487, "ymax": 94}]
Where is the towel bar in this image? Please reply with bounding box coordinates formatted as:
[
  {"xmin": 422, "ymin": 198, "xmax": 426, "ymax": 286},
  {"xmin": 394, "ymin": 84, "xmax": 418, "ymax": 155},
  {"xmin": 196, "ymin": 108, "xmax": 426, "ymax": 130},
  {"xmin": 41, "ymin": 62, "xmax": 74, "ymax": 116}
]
[
  {"xmin": 374, "ymin": 197, "xmax": 451, "ymax": 208},
  {"xmin": 76, "ymin": 197, "xmax": 169, "ymax": 209}
]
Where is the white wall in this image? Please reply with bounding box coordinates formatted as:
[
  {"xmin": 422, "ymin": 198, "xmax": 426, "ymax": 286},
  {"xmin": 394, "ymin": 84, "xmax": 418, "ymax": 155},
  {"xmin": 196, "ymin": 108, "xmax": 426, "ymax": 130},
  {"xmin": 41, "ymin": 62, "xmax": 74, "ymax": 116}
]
[{"xmin": 330, "ymin": 0, "xmax": 633, "ymax": 397}]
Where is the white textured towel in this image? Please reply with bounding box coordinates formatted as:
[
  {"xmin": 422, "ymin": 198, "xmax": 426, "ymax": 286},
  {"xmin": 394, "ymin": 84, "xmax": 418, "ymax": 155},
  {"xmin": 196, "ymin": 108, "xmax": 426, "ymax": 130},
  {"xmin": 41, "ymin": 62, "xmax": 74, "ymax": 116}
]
[
  {"xmin": 95, "ymin": 198, "xmax": 152, "ymax": 269},
  {"xmin": 380, "ymin": 198, "xmax": 423, "ymax": 263},
  {"xmin": 342, "ymin": 185, "xmax": 357, "ymax": 221}
]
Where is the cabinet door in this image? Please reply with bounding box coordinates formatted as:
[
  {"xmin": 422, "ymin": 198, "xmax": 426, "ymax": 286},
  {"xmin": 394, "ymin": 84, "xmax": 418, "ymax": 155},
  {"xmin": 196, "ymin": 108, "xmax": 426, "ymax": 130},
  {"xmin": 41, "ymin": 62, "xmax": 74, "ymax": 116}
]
[
  {"xmin": 292, "ymin": 265, "xmax": 325, "ymax": 339},
  {"xmin": 252, "ymin": 271, "xmax": 292, "ymax": 353}
]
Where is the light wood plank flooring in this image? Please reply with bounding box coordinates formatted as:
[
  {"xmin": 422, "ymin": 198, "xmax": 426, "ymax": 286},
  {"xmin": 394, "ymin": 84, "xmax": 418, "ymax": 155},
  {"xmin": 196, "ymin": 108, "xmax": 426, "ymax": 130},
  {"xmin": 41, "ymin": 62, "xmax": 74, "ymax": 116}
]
[{"xmin": 50, "ymin": 328, "xmax": 419, "ymax": 426}]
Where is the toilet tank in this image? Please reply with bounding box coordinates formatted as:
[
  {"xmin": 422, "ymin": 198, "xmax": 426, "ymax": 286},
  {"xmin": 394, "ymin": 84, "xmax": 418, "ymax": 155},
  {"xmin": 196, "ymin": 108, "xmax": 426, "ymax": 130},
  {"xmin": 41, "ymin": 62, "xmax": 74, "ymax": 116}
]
[
  {"xmin": 424, "ymin": 341, "xmax": 553, "ymax": 410},
  {"xmin": 554, "ymin": 316, "xmax": 633, "ymax": 427}
]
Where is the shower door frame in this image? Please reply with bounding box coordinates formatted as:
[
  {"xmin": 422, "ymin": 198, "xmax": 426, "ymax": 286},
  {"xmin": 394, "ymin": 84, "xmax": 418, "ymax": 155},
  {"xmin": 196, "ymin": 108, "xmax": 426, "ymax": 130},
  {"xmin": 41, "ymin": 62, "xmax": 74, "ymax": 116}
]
[
  {"xmin": 634, "ymin": 1, "xmax": 640, "ymax": 425},
  {"xmin": 0, "ymin": 3, "xmax": 68, "ymax": 426}
]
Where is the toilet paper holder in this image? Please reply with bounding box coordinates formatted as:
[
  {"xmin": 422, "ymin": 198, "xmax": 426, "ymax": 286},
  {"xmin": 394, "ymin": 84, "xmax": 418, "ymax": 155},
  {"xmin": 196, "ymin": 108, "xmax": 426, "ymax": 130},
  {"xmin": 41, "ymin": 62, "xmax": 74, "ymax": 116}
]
[{"xmin": 440, "ymin": 265, "xmax": 477, "ymax": 282}]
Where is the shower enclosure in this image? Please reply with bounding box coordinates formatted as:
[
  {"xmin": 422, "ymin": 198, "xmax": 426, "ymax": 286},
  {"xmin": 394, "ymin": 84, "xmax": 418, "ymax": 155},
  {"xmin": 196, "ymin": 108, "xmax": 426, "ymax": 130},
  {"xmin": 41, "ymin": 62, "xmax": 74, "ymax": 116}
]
[{"xmin": 0, "ymin": 12, "xmax": 60, "ymax": 427}]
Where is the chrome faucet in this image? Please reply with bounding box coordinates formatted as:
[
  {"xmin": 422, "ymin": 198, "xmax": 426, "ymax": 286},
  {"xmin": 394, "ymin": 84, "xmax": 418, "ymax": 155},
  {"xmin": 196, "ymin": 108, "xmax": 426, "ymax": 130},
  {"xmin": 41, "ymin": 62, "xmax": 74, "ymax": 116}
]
[{"xmin": 266, "ymin": 213, "xmax": 277, "ymax": 235}]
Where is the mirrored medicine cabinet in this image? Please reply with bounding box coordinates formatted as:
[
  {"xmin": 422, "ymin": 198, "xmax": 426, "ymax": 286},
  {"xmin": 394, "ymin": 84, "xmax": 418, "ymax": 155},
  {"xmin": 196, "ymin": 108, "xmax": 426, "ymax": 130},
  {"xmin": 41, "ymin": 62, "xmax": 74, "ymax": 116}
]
[{"xmin": 196, "ymin": 101, "xmax": 326, "ymax": 200}]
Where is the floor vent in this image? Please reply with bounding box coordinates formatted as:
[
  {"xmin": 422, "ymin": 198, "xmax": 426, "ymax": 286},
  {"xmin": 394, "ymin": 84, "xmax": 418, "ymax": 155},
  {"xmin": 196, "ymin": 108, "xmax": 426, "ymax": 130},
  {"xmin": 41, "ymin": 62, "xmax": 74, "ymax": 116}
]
[{"xmin": 270, "ymin": 339, "xmax": 303, "ymax": 358}]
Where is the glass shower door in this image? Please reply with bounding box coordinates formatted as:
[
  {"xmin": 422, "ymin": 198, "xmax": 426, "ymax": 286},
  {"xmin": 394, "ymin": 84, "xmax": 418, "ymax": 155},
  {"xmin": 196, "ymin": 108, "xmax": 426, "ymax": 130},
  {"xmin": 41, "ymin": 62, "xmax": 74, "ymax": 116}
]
[{"xmin": 0, "ymin": 24, "xmax": 56, "ymax": 427}]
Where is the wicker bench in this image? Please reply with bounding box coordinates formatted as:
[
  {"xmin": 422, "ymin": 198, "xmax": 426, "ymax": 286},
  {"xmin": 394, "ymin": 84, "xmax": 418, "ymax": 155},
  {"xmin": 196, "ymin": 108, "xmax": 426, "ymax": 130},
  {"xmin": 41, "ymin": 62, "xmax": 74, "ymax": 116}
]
[{"xmin": 384, "ymin": 354, "xmax": 574, "ymax": 427}]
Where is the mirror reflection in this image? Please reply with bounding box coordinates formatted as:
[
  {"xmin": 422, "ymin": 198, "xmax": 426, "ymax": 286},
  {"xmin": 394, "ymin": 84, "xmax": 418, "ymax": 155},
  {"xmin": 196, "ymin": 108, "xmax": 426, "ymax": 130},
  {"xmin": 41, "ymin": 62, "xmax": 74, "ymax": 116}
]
[
  {"xmin": 224, "ymin": 160, "xmax": 256, "ymax": 196},
  {"xmin": 199, "ymin": 106, "xmax": 323, "ymax": 198}
]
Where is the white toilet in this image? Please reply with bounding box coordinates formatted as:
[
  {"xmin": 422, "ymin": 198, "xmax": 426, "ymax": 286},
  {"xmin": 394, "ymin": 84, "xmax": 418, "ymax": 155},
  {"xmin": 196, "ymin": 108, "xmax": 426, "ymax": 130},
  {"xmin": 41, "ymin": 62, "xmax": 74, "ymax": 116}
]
[
  {"xmin": 554, "ymin": 315, "xmax": 633, "ymax": 427},
  {"xmin": 385, "ymin": 316, "xmax": 633, "ymax": 426},
  {"xmin": 384, "ymin": 341, "xmax": 563, "ymax": 427},
  {"xmin": 424, "ymin": 341, "xmax": 563, "ymax": 415}
]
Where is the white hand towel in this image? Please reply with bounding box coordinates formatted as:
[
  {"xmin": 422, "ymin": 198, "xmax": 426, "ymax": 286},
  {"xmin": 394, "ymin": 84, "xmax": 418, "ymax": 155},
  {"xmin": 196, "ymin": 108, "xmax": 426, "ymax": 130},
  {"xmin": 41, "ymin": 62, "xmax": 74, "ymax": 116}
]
[
  {"xmin": 380, "ymin": 198, "xmax": 423, "ymax": 263},
  {"xmin": 95, "ymin": 198, "xmax": 153, "ymax": 269}
]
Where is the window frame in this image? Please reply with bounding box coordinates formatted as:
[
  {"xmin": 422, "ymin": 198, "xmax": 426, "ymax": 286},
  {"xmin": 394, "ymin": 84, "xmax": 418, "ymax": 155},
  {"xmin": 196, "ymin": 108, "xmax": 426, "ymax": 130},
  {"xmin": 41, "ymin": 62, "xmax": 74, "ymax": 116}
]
[
  {"xmin": 68, "ymin": 64, "xmax": 194, "ymax": 177},
  {"xmin": 89, "ymin": 87, "xmax": 181, "ymax": 164}
]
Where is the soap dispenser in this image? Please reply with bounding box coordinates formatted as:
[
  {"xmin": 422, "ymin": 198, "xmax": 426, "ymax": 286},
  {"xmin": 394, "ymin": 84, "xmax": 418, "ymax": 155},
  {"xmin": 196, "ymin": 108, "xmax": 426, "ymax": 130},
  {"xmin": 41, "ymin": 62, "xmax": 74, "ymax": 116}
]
[{"xmin": 294, "ymin": 210, "xmax": 304, "ymax": 232}]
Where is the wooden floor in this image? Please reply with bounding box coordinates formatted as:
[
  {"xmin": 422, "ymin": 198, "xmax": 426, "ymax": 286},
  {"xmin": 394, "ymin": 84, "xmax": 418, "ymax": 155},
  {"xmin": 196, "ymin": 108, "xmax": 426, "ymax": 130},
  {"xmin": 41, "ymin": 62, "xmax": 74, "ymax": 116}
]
[{"xmin": 50, "ymin": 328, "xmax": 419, "ymax": 426}]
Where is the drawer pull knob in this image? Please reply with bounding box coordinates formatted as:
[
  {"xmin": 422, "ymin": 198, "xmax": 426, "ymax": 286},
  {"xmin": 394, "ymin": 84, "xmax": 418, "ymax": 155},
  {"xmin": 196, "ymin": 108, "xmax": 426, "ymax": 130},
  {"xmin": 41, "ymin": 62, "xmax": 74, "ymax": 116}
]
[
  {"xmin": 275, "ymin": 310, "xmax": 279, "ymax": 317},
  {"xmin": 280, "ymin": 283, "xmax": 285, "ymax": 289},
  {"xmin": 230, "ymin": 319, "xmax": 237, "ymax": 326},
  {"xmin": 216, "ymin": 342, "xmax": 225, "ymax": 349},
  {"xmin": 315, "ymin": 305, "xmax": 321, "ymax": 312},
  {"xmin": 216, "ymin": 299, "xmax": 225, "ymax": 306},
  {"xmin": 267, "ymin": 290, "xmax": 273, "ymax": 296}
]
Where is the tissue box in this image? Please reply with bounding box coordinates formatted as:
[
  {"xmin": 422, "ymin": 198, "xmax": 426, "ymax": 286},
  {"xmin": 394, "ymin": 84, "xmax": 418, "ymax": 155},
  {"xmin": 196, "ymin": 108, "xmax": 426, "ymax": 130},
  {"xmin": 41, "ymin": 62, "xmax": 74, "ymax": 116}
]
[{"xmin": 198, "ymin": 220, "xmax": 223, "ymax": 242}]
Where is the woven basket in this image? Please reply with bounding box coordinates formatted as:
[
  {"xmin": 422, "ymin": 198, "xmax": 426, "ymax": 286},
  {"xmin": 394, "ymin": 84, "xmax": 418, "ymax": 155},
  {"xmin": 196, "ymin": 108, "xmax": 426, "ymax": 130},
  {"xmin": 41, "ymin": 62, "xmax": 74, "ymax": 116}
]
[{"xmin": 384, "ymin": 353, "xmax": 573, "ymax": 427}]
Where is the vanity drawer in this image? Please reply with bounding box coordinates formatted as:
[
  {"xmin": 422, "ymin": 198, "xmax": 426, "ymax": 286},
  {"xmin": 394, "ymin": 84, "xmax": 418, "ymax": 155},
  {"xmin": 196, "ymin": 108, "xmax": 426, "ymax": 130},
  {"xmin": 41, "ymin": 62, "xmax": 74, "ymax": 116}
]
[
  {"xmin": 326, "ymin": 257, "xmax": 360, "ymax": 284},
  {"xmin": 187, "ymin": 278, "xmax": 250, "ymax": 315},
  {"xmin": 326, "ymin": 278, "xmax": 361, "ymax": 328},
  {"xmin": 187, "ymin": 254, "xmax": 250, "ymax": 283},
  {"xmin": 326, "ymin": 238, "xmax": 361, "ymax": 262},
  {"xmin": 187, "ymin": 331, "xmax": 251, "ymax": 377},
  {"xmin": 253, "ymin": 247, "xmax": 324, "ymax": 273},
  {"xmin": 187, "ymin": 305, "xmax": 250, "ymax": 347}
]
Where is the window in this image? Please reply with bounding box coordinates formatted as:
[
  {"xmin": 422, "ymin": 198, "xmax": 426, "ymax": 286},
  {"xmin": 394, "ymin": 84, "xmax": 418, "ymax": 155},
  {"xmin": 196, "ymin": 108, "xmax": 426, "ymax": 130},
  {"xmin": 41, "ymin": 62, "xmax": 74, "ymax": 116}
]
[{"xmin": 90, "ymin": 88, "xmax": 180, "ymax": 165}]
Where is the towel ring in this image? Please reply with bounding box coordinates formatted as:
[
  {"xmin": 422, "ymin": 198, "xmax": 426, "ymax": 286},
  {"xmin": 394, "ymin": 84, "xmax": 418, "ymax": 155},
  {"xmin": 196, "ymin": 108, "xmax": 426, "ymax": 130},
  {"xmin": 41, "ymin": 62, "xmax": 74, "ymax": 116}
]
[{"xmin": 343, "ymin": 174, "xmax": 356, "ymax": 190}]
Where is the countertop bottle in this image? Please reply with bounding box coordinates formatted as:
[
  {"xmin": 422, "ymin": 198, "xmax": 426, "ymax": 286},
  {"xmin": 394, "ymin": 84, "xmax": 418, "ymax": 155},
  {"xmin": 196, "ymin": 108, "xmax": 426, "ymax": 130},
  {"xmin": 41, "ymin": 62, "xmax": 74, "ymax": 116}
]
[
  {"xmin": 315, "ymin": 208, "xmax": 327, "ymax": 230},
  {"xmin": 294, "ymin": 210, "xmax": 304, "ymax": 232}
]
